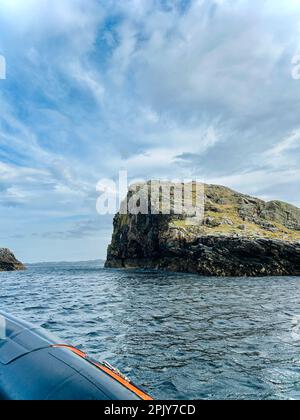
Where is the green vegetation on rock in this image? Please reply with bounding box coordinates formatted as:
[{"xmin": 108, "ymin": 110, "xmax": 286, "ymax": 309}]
[{"xmin": 106, "ymin": 182, "xmax": 300, "ymax": 277}]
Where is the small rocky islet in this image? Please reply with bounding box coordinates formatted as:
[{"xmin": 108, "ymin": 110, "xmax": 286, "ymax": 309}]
[
  {"xmin": 0, "ymin": 248, "xmax": 25, "ymax": 272},
  {"xmin": 106, "ymin": 182, "xmax": 300, "ymax": 277}
]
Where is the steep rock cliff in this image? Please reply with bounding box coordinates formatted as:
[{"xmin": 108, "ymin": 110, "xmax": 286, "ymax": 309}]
[{"xmin": 106, "ymin": 183, "xmax": 300, "ymax": 277}]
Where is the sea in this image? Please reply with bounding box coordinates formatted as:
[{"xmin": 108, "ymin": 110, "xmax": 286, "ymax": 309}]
[{"xmin": 1, "ymin": 260, "xmax": 300, "ymax": 400}]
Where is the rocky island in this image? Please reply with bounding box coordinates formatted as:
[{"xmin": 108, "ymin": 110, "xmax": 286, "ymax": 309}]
[
  {"xmin": 0, "ymin": 248, "xmax": 25, "ymax": 272},
  {"xmin": 106, "ymin": 182, "xmax": 300, "ymax": 277}
]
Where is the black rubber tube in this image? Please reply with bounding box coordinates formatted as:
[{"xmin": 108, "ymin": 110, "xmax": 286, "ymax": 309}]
[{"xmin": 0, "ymin": 311, "xmax": 145, "ymax": 400}]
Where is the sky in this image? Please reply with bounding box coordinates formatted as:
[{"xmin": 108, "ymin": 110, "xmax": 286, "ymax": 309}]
[{"xmin": 0, "ymin": 0, "xmax": 300, "ymax": 263}]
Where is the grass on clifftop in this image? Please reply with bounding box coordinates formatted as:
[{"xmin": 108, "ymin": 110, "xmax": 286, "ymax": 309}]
[
  {"xmin": 117, "ymin": 183, "xmax": 300, "ymax": 242},
  {"xmin": 169, "ymin": 202, "xmax": 300, "ymax": 241}
]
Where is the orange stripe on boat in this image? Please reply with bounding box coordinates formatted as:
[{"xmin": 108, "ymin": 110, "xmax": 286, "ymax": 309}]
[
  {"xmin": 93, "ymin": 362, "xmax": 153, "ymax": 401},
  {"xmin": 53, "ymin": 345, "xmax": 87, "ymax": 358},
  {"xmin": 52, "ymin": 345, "xmax": 153, "ymax": 401}
]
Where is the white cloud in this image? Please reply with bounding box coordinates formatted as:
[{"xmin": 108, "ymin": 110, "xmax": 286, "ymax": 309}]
[
  {"xmin": 209, "ymin": 168, "xmax": 300, "ymax": 193},
  {"xmin": 266, "ymin": 130, "xmax": 300, "ymax": 160},
  {"xmin": 126, "ymin": 0, "xmax": 298, "ymax": 118},
  {"xmin": 1, "ymin": 0, "xmax": 300, "ymax": 260}
]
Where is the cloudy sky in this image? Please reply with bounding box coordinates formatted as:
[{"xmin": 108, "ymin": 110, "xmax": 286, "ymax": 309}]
[{"xmin": 0, "ymin": 0, "xmax": 300, "ymax": 262}]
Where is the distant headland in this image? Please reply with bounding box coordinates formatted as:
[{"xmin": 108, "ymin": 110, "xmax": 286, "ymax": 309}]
[
  {"xmin": 0, "ymin": 249, "xmax": 25, "ymax": 272},
  {"xmin": 106, "ymin": 182, "xmax": 300, "ymax": 277}
]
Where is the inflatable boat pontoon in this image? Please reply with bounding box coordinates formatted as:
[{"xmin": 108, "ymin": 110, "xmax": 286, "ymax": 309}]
[{"xmin": 0, "ymin": 311, "xmax": 152, "ymax": 400}]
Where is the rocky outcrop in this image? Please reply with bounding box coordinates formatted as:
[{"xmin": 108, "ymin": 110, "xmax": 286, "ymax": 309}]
[
  {"xmin": 0, "ymin": 249, "xmax": 25, "ymax": 272},
  {"xmin": 105, "ymin": 182, "xmax": 300, "ymax": 277}
]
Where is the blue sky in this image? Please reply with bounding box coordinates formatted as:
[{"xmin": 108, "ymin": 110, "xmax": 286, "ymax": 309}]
[{"xmin": 0, "ymin": 0, "xmax": 300, "ymax": 263}]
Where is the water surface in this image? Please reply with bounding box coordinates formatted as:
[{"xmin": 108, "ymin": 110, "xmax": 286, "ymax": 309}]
[{"xmin": 1, "ymin": 261, "xmax": 300, "ymax": 400}]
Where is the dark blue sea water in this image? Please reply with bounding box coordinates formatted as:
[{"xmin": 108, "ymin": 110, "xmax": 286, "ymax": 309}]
[{"xmin": 1, "ymin": 261, "xmax": 300, "ymax": 400}]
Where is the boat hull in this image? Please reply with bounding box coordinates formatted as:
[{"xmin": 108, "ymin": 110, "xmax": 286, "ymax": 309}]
[{"xmin": 0, "ymin": 311, "xmax": 151, "ymax": 401}]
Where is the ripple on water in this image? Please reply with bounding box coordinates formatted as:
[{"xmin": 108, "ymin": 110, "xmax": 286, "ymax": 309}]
[{"xmin": 1, "ymin": 261, "xmax": 300, "ymax": 400}]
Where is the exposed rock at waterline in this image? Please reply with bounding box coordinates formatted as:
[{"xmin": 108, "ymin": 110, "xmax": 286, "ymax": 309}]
[
  {"xmin": 0, "ymin": 248, "xmax": 25, "ymax": 272},
  {"xmin": 105, "ymin": 183, "xmax": 300, "ymax": 277}
]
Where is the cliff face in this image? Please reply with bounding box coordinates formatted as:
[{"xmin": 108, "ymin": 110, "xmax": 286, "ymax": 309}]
[
  {"xmin": 105, "ymin": 183, "xmax": 300, "ymax": 277},
  {"xmin": 0, "ymin": 249, "xmax": 25, "ymax": 272}
]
